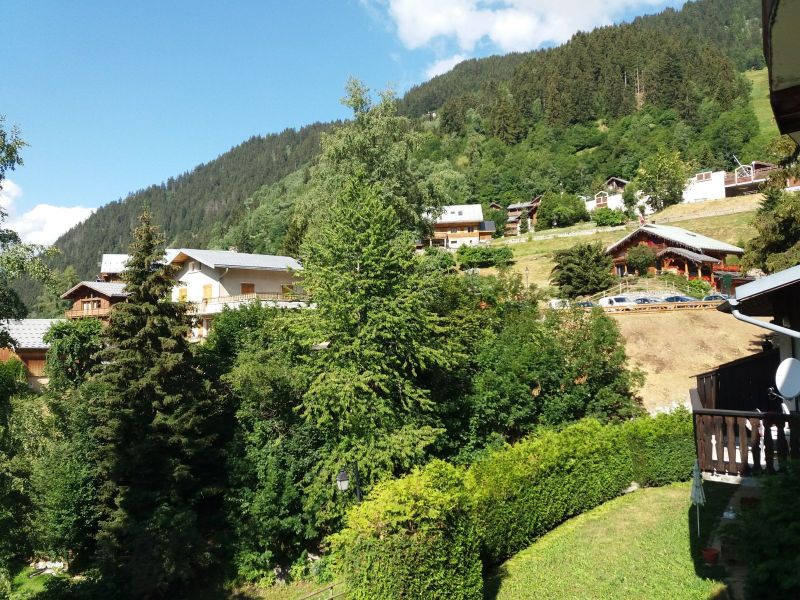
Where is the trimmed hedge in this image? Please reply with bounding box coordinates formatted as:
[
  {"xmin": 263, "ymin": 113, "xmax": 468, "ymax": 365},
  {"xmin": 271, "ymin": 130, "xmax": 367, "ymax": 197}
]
[
  {"xmin": 331, "ymin": 412, "xmax": 695, "ymax": 598},
  {"xmin": 467, "ymin": 419, "xmax": 634, "ymax": 562},
  {"xmin": 330, "ymin": 460, "xmax": 482, "ymax": 600},
  {"xmin": 624, "ymin": 408, "xmax": 695, "ymax": 486}
]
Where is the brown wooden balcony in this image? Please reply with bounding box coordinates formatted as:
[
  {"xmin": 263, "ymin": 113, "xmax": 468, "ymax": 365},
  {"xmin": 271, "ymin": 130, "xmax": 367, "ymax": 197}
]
[
  {"xmin": 691, "ymin": 349, "xmax": 800, "ymax": 476},
  {"xmin": 65, "ymin": 307, "xmax": 112, "ymax": 319}
]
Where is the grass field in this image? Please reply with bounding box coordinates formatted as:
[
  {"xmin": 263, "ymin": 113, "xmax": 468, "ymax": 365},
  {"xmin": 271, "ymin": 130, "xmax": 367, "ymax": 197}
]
[
  {"xmin": 486, "ymin": 482, "xmax": 735, "ymax": 600},
  {"xmin": 745, "ymin": 68, "xmax": 779, "ymax": 138}
]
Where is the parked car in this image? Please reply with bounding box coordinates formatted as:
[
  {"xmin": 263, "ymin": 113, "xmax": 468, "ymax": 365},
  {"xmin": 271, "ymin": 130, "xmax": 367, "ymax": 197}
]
[
  {"xmin": 574, "ymin": 300, "xmax": 595, "ymax": 308},
  {"xmin": 598, "ymin": 296, "xmax": 634, "ymax": 307},
  {"xmin": 634, "ymin": 297, "xmax": 662, "ymax": 304},
  {"xmin": 548, "ymin": 298, "xmax": 570, "ymax": 309},
  {"xmin": 663, "ymin": 295, "xmax": 695, "ymax": 303},
  {"xmin": 702, "ymin": 294, "xmax": 728, "ymax": 302}
]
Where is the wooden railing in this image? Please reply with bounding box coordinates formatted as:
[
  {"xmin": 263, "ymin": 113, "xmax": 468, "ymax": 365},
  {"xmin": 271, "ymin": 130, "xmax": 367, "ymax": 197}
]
[
  {"xmin": 199, "ymin": 291, "xmax": 308, "ymax": 306},
  {"xmin": 65, "ymin": 307, "xmax": 112, "ymax": 319},
  {"xmin": 691, "ymin": 390, "xmax": 800, "ymax": 476},
  {"xmin": 298, "ymin": 581, "xmax": 345, "ymax": 600},
  {"xmin": 724, "ymin": 166, "xmax": 778, "ymax": 186}
]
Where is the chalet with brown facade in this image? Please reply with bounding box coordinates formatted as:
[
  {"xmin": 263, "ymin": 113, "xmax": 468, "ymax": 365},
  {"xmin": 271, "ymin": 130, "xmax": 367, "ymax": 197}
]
[
  {"xmin": 61, "ymin": 281, "xmax": 129, "ymax": 320},
  {"xmin": 504, "ymin": 196, "xmax": 541, "ymax": 236},
  {"xmin": 0, "ymin": 319, "xmax": 63, "ymax": 389},
  {"xmin": 606, "ymin": 223, "xmax": 749, "ymax": 291},
  {"xmin": 423, "ymin": 204, "xmax": 495, "ymax": 249}
]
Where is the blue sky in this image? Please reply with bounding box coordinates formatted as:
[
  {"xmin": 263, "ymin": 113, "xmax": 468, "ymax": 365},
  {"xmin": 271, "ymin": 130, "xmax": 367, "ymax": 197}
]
[{"xmin": 1, "ymin": 0, "xmax": 684, "ymax": 243}]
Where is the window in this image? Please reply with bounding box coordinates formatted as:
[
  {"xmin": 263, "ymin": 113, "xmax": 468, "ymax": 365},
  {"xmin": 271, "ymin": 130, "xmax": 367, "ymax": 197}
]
[
  {"xmin": 449, "ymin": 228, "xmax": 459, "ymax": 233},
  {"xmin": 696, "ymin": 171, "xmax": 712, "ymax": 182},
  {"xmin": 467, "ymin": 226, "xmax": 475, "ymax": 233},
  {"xmin": 178, "ymin": 288, "xmax": 187, "ymax": 301},
  {"xmin": 202, "ymin": 284, "xmax": 213, "ymax": 300},
  {"xmin": 188, "ymin": 261, "xmax": 200, "ymax": 272},
  {"xmin": 240, "ymin": 283, "xmax": 255, "ymax": 295},
  {"xmin": 82, "ymin": 299, "xmax": 101, "ymax": 312}
]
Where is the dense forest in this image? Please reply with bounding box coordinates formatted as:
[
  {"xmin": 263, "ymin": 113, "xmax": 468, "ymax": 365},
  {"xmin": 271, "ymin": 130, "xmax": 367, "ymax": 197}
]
[{"xmin": 21, "ymin": 0, "xmax": 771, "ymax": 311}]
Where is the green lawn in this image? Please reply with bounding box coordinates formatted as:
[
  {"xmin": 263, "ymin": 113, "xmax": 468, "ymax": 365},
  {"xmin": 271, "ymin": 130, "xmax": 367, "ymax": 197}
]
[
  {"xmin": 485, "ymin": 482, "xmax": 735, "ymax": 600},
  {"xmin": 744, "ymin": 68, "xmax": 779, "ymax": 138},
  {"xmin": 10, "ymin": 566, "xmax": 52, "ymax": 598}
]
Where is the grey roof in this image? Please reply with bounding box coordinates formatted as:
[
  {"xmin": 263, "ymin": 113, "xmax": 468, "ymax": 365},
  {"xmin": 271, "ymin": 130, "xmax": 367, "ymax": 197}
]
[
  {"xmin": 719, "ymin": 264, "xmax": 800, "ymax": 316},
  {"xmin": 506, "ymin": 215, "xmax": 520, "ymax": 223},
  {"xmin": 61, "ymin": 281, "xmax": 129, "ymax": 299},
  {"xmin": 607, "ymin": 223, "xmax": 743, "ymax": 256},
  {"xmin": 507, "ymin": 202, "xmax": 534, "ymax": 210},
  {"xmin": 656, "ymin": 247, "xmax": 721, "ymax": 264},
  {"xmin": 171, "ymin": 249, "xmax": 302, "ymax": 271},
  {"xmin": 606, "ymin": 176, "xmax": 630, "ymax": 186},
  {"xmin": 427, "ymin": 204, "xmax": 484, "ymax": 224},
  {"xmin": 1, "ymin": 319, "xmax": 64, "ymax": 349}
]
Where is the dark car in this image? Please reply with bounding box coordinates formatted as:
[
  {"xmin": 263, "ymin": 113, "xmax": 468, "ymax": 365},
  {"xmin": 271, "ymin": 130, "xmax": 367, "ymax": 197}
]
[
  {"xmin": 574, "ymin": 301, "xmax": 595, "ymax": 308},
  {"xmin": 664, "ymin": 295, "xmax": 694, "ymax": 303},
  {"xmin": 634, "ymin": 297, "xmax": 661, "ymax": 304},
  {"xmin": 702, "ymin": 294, "xmax": 728, "ymax": 302}
]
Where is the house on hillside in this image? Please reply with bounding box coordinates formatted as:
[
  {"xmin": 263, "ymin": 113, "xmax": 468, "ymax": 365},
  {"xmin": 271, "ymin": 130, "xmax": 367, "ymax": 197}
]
[
  {"xmin": 723, "ymin": 160, "xmax": 779, "ymax": 196},
  {"xmin": 692, "ymin": 264, "xmax": 800, "ymax": 477},
  {"xmin": 682, "ymin": 170, "xmax": 727, "ymax": 203},
  {"xmin": 0, "ymin": 319, "xmax": 63, "ymax": 389},
  {"xmin": 583, "ymin": 177, "xmax": 653, "ymax": 214},
  {"xmin": 422, "ymin": 204, "xmax": 495, "ymax": 249},
  {"xmin": 61, "ymin": 281, "xmax": 129, "ymax": 320},
  {"xmin": 99, "ymin": 250, "xmax": 179, "ymax": 282},
  {"xmin": 605, "ymin": 223, "xmax": 750, "ymax": 290},
  {"xmin": 505, "ymin": 196, "xmax": 541, "ymax": 236},
  {"xmin": 169, "ymin": 249, "xmax": 305, "ymax": 339}
]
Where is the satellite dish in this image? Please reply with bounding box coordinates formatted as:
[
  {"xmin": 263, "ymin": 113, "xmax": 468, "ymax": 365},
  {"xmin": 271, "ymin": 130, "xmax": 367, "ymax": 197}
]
[{"xmin": 775, "ymin": 358, "xmax": 800, "ymax": 398}]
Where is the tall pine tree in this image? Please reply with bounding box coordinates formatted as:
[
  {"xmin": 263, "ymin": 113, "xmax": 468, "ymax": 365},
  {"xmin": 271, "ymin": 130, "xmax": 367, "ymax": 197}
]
[{"xmin": 88, "ymin": 211, "xmax": 226, "ymax": 598}]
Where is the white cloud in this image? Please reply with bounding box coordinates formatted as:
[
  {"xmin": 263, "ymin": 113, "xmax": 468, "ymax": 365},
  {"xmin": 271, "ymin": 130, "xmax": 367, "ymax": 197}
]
[
  {"xmin": 372, "ymin": 0, "xmax": 677, "ymax": 73},
  {"xmin": 1, "ymin": 179, "xmax": 94, "ymax": 245},
  {"xmin": 425, "ymin": 53, "xmax": 468, "ymax": 78}
]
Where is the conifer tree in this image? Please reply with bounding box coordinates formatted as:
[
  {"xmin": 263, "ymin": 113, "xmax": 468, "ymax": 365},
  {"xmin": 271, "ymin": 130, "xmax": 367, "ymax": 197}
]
[{"xmin": 88, "ymin": 211, "xmax": 225, "ymax": 598}]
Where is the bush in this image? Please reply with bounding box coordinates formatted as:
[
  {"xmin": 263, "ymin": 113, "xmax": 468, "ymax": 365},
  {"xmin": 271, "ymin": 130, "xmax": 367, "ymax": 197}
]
[
  {"xmin": 550, "ymin": 242, "xmax": 614, "ymax": 298},
  {"xmin": 625, "ymin": 244, "xmax": 656, "ymax": 276},
  {"xmin": 537, "ymin": 192, "xmax": 589, "ymax": 229},
  {"xmin": 456, "ymin": 245, "xmax": 513, "ymax": 269},
  {"xmin": 729, "ymin": 461, "xmax": 800, "ymax": 599},
  {"xmin": 330, "ymin": 460, "xmax": 482, "ymax": 600},
  {"xmin": 593, "ymin": 207, "xmax": 628, "ymax": 227},
  {"xmin": 467, "ymin": 420, "xmax": 634, "ymax": 563},
  {"xmin": 623, "ymin": 408, "xmax": 694, "ymax": 486}
]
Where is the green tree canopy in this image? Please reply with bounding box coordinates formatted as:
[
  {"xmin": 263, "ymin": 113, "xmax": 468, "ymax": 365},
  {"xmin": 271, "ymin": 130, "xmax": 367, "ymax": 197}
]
[
  {"xmin": 625, "ymin": 244, "xmax": 657, "ymax": 275},
  {"xmin": 635, "ymin": 149, "xmax": 691, "ymax": 211},
  {"xmin": 551, "ymin": 242, "xmax": 615, "ymax": 298}
]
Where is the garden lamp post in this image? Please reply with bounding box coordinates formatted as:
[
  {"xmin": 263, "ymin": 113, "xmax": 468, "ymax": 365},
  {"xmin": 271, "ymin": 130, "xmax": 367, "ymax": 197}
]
[{"xmin": 335, "ymin": 463, "xmax": 363, "ymax": 502}]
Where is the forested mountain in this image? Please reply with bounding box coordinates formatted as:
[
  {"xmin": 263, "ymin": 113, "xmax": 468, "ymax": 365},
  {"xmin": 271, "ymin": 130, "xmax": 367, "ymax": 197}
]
[{"xmin": 25, "ymin": 0, "xmax": 771, "ymax": 310}]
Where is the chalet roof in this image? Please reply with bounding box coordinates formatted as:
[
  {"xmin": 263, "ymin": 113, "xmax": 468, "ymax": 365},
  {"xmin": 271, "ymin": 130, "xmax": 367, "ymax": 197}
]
[
  {"xmin": 431, "ymin": 204, "xmax": 484, "ymax": 224},
  {"xmin": 605, "ymin": 176, "xmax": 629, "ymax": 187},
  {"xmin": 507, "ymin": 215, "xmax": 520, "ymax": 223},
  {"xmin": 479, "ymin": 220, "xmax": 496, "ymax": 232},
  {"xmin": 1, "ymin": 319, "xmax": 64, "ymax": 350},
  {"xmin": 61, "ymin": 281, "xmax": 129, "ymax": 300},
  {"xmin": 171, "ymin": 249, "xmax": 302, "ymax": 272},
  {"xmin": 606, "ymin": 223, "xmax": 743, "ymax": 256},
  {"xmin": 656, "ymin": 247, "xmax": 721, "ymax": 264},
  {"xmin": 507, "ymin": 202, "xmax": 534, "ymax": 210},
  {"xmin": 719, "ymin": 264, "xmax": 800, "ymax": 317}
]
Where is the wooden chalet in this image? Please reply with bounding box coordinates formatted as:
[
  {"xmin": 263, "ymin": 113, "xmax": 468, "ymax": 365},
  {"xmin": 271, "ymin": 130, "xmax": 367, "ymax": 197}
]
[
  {"xmin": 504, "ymin": 196, "xmax": 542, "ymax": 236},
  {"xmin": 423, "ymin": 204, "xmax": 495, "ymax": 249},
  {"xmin": 605, "ymin": 223, "xmax": 749, "ymax": 291},
  {"xmin": 0, "ymin": 319, "xmax": 63, "ymax": 389},
  {"xmin": 61, "ymin": 281, "xmax": 128, "ymax": 320},
  {"xmin": 692, "ymin": 265, "xmax": 800, "ymax": 478},
  {"xmin": 604, "ymin": 176, "xmax": 629, "ymax": 194}
]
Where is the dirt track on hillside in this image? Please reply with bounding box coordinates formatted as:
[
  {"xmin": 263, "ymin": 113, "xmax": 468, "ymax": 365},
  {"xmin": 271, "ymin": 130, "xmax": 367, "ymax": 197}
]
[{"xmin": 612, "ymin": 310, "xmax": 768, "ymax": 413}]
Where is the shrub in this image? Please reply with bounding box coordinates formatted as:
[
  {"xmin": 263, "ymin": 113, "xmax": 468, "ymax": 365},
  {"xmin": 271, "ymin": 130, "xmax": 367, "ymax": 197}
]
[
  {"xmin": 550, "ymin": 242, "xmax": 614, "ymax": 298},
  {"xmin": 625, "ymin": 244, "xmax": 656, "ymax": 276},
  {"xmin": 593, "ymin": 207, "xmax": 628, "ymax": 227},
  {"xmin": 467, "ymin": 419, "xmax": 634, "ymax": 563},
  {"xmin": 623, "ymin": 408, "xmax": 694, "ymax": 486},
  {"xmin": 537, "ymin": 192, "xmax": 590, "ymax": 229},
  {"xmin": 456, "ymin": 245, "xmax": 513, "ymax": 269},
  {"xmin": 330, "ymin": 460, "xmax": 482, "ymax": 600},
  {"xmin": 729, "ymin": 461, "xmax": 800, "ymax": 599}
]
